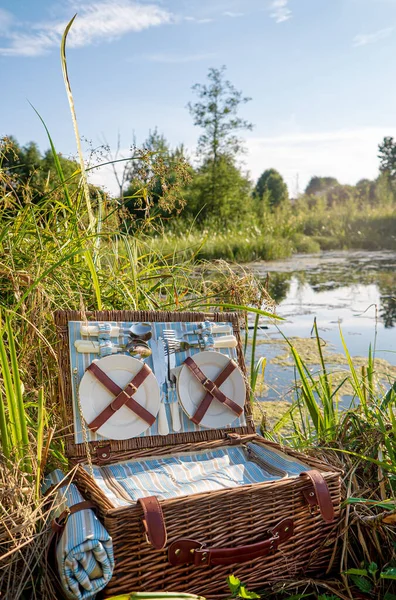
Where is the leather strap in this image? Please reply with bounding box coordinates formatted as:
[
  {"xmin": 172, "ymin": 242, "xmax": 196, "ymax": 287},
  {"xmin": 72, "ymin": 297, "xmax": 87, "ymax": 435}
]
[
  {"xmin": 87, "ymin": 362, "xmax": 156, "ymax": 432},
  {"xmin": 43, "ymin": 474, "xmax": 74, "ymax": 498},
  {"xmin": 51, "ymin": 500, "xmax": 96, "ymax": 534},
  {"xmin": 168, "ymin": 518, "xmax": 293, "ymax": 567},
  {"xmin": 183, "ymin": 357, "xmax": 242, "ymax": 425},
  {"xmin": 300, "ymin": 470, "xmax": 335, "ymax": 522},
  {"xmin": 138, "ymin": 496, "xmax": 167, "ymax": 550}
]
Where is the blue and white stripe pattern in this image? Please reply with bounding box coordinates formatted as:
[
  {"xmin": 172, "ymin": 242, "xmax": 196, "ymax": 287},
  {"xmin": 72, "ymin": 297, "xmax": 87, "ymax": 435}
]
[
  {"xmin": 246, "ymin": 442, "xmax": 308, "ymax": 475},
  {"xmin": 42, "ymin": 470, "xmax": 114, "ymax": 600},
  {"xmin": 84, "ymin": 445, "xmax": 308, "ymax": 507},
  {"xmin": 69, "ymin": 320, "xmax": 246, "ymax": 444}
]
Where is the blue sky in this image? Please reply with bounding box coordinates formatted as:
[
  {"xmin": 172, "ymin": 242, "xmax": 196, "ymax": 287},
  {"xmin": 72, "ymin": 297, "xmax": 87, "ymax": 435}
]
[{"xmin": 1, "ymin": 0, "xmax": 396, "ymax": 195}]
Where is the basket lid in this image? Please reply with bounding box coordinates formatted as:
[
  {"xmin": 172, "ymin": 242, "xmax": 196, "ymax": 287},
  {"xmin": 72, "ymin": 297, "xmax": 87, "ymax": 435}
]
[{"xmin": 54, "ymin": 310, "xmax": 255, "ymax": 463}]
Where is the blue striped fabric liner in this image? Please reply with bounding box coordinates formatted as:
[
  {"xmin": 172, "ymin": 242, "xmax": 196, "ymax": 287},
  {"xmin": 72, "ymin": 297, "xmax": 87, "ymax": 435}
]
[
  {"xmin": 246, "ymin": 443, "xmax": 308, "ymax": 475},
  {"xmin": 85, "ymin": 446, "xmax": 292, "ymax": 506},
  {"xmin": 69, "ymin": 320, "xmax": 246, "ymax": 444},
  {"xmin": 42, "ymin": 470, "xmax": 114, "ymax": 600}
]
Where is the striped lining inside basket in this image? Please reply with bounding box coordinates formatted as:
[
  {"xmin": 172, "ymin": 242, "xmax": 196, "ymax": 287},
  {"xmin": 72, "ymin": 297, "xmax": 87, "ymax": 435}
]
[
  {"xmin": 246, "ymin": 442, "xmax": 309, "ymax": 476},
  {"xmin": 85, "ymin": 445, "xmax": 309, "ymax": 507}
]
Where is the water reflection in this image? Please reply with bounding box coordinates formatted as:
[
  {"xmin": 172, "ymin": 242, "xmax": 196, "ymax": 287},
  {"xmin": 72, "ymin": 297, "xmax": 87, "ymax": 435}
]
[
  {"xmin": 248, "ymin": 251, "xmax": 396, "ymax": 402},
  {"xmin": 256, "ymin": 251, "xmax": 396, "ymax": 330}
]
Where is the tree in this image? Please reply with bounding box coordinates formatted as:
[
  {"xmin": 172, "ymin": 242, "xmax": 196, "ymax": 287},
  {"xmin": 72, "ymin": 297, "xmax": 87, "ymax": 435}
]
[
  {"xmin": 1, "ymin": 136, "xmax": 80, "ymax": 203},
  {"xmin": 378, "ymin": 136, "xmax": 396, "ymax": 181},
  {"xmin": 305, "ymin": 176, "xmax": 339, "ymax": 196},
  {"xmin": 254, "ymin": 168, "xmax": 288, "ymax": 209},
  {"xmin": 122, "ymin": 129, "xmax": 192, "ymax": 228},
  {"xmin": 184, "ymin": 155, "xmax": 252, "ymax": 224},
  {"xmin": 187, "ymin": 66, "xmax": 253, "ymax": 222}
]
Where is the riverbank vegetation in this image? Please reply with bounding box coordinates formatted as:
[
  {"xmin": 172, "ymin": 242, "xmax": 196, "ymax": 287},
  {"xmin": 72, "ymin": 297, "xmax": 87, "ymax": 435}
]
[{"xmin": 3, "ymin": 66, "xmax": 396, "ymax": 263}]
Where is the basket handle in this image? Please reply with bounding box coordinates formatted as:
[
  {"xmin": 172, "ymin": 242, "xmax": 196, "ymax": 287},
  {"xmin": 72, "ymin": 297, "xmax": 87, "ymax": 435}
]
[
  {"xmin": 168, "ymin": 518, "xmax": 293, "ymax": 566},
  {"xmin": 138, "ymin": 496, "xmax": 167, "ymax": 550},
  {"xmin": 300, "ymin": 470, "xmax": 335, "ymax": 522}
]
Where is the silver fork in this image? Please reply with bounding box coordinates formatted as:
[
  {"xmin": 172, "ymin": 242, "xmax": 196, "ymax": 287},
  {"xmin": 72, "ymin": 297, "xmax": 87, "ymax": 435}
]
[
  {"xmin": 164, "ymin": 336, "xmax": 237, "ymax": 354},
  {"xmin": 163, "ymin": 323, "xmax": 231, "ymax": 339},
  {"xmin": 163, "ymin": 338, "xmax": 207, "ymax": 354}
]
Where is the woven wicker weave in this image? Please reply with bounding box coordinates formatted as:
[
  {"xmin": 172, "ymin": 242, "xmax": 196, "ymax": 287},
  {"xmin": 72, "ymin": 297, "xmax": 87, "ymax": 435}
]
[{"xmin": 54, "ymin": 310, "xmax": 342, "ymax": 599}]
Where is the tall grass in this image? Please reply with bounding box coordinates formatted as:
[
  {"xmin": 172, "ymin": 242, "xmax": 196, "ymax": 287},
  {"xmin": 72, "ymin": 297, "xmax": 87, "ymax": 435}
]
[{"xmin": 253, "ymin": 319, "xmax": 396, "ymax": 599}]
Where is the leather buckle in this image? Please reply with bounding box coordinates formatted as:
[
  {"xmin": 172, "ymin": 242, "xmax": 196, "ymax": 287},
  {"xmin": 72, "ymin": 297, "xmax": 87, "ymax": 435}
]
[
  {"xmin": 52, "ymin": 507, "xmax": 71, "ymax": 533},
  {"xmin": 202, "ymin": 378, "xmax": 217, "ymax": 395}
]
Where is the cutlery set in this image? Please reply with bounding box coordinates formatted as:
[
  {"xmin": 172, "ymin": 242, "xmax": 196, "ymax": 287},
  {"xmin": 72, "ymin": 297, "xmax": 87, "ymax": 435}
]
[{"xmin": 74, "ymin": 321, "xmax": 237, "ymax": 436}]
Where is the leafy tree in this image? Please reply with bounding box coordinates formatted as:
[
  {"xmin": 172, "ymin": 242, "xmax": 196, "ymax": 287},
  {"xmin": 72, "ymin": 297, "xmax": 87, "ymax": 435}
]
[
  {"xmin": 1, "ymin": 136, "xmax": 80, "ymax": 203},
  {"xmin": 378, "ymin": 136, "xmax": 396, "ymax": 180},
  {"xmin": 184, "ymin": 155, "xmax": 252, "ymax": 224},
  {"xmin": 254, "ymin": 168, "xmax": 288, "ymax": 209},
  {"xmin": 122, "ymin": 129, "xmax": 192, "ymax": 228},
  {"xmin": 187, "ymin": 66, "xmax": 253, "ymax": 219},
  {"xmin": 305, "ymin": 176, "xmax": 339, "ymax": 196},
  {"xmin": 188, "ymin": 66, "xmax": 252, "ymax": 162}
]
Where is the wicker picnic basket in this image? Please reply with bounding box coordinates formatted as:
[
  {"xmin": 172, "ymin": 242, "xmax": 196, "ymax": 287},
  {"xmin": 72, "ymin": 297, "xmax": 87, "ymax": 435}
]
[{"xmin": 54, "ymin": 310, "xmax": 342, "ymax": 599}]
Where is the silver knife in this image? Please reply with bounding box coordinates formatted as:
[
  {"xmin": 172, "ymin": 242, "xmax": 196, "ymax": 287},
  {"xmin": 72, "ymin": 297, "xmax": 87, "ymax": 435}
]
[
  {"xmin": 153, "ymin": 338, "xmax": 169, "ymax": 435},
  {"xmin": 168, "ymin": 344, "xmax": 181, "ymax": 432}
]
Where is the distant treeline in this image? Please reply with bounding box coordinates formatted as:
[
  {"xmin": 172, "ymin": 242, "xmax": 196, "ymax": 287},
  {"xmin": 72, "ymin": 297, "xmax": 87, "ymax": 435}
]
[{"xmin": 2, "ymin": 66, "xmax": 396, "ymax": 235}]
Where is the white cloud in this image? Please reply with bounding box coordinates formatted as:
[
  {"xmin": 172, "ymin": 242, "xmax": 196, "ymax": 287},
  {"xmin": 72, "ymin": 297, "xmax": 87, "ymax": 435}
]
[
  {"xmin": 246, "ymin": 127, "xmax": 396, "ymax": 195},
  {"xmin": 140, "ymin": 52, "xmax": 216, "ymax": 63},
  {"xmin": 269, "ymin": 0, "xmax": 292, "ymax": 23},
  {"xmin": 223, "ymin": 11, "xmax": 244, "ymax": 18},
  {"xmin": 0, "ymin": 1, "xmax": 174, "ymax": 57},
  {"xmin": 353, "ymin": 27, "xmax": 393, "ymax": 47},
  {"xmin": 0, "ymin": 8, "xmax": 13, "ymax": 33}
]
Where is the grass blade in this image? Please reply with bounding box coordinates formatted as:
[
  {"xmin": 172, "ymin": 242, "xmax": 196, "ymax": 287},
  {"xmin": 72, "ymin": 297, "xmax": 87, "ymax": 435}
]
[
  {"xmin": 61, "ymin": 15, "xmax": 95, "ymax": 229},
  {"xmin": 5, "ymin": 316, "xmax": 31, "ymax": 473},
  {"xmin": 0, "ymin": 387, "xmax": 10, "ymax": 459},
  {"xmin": 0, "ymin": 325, "xmax": 21, "ymax": 452},
  {"xmin": 35, "ymin": 388, "xmax": 45, "ymax": 499},
  {"xmin": 339, "ymin": 325, "xmax": 369, "ymax": 417},
  {"xmin": 84, "ymin": 248, "xmax": 102, "ymax": 310}
]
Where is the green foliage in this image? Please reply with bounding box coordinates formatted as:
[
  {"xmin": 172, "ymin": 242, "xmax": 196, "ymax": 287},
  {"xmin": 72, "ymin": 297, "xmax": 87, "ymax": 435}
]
[
  {"xmin": 1, "ymin": 136, "xmax": 80, "ymax": 204},
  {"xmin": 123, "ymin": 128, "xmax": 192, "ymax": 227},
  {"xmin": 188, "ymin": 65, "xmax": 253, "ymax": 162},
  {"xmin": 254, "ymin": 168, "xmax": 289, "ymax": 210},
  {"xmin": 227, "ymin": 575, "xmax": 260, "ymax": 599},
  {"xmin": 379, "ymin": 136, "xmax": 396, "ymax": 180},
  {"xmin": 305, "ymin": 176, "xmax": 339, "ymax": 196},
  {"xmin": 187, "ymin": 66, "xmax": 253, "ymax": 223},
  {"xmin": 184, "ymin": 155, "xmax": 252, "ymax": 225}
]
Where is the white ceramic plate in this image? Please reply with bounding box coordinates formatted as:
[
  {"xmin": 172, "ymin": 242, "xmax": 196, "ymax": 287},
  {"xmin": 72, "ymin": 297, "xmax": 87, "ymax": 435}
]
[
  {"xmin": 177, "ymin": 351, "xmax": 245, "ymax": 429},
  {"xmin": 79, "ymin": 355, "xmax": 160, "ymax": 440}
]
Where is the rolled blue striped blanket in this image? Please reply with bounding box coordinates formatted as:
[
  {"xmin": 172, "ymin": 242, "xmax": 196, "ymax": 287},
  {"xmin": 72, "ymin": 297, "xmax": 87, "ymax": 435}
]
[{"xmin": 42, "ymin": 469, "xmax": 114, "ymax": 600}]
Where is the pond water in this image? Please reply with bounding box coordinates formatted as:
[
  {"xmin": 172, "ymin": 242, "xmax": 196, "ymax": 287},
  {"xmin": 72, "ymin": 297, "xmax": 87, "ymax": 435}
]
[{"xmin": 247, "ymin": 250, "xmax": 396, "ymax": 405}]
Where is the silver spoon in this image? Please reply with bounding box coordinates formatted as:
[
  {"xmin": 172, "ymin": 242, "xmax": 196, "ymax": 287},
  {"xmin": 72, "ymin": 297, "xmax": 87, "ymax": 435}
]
[{"xmin": 127, "ymin": 323, "xmax": 152, "ymax": 342}]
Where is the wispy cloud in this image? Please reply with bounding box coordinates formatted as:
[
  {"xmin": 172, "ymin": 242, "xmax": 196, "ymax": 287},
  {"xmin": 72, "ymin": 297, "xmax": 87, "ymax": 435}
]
[
  {"xmin": 0, "ymin": 8, "xmax": 13, "ymax": 34},
  {"xmin": 353, "ymin": 27, "xmax": 393, "ymax": 47},
  {"xmin": 140, "ymin": 52, "xmax": 216, "ymax": 63},
  {"xmin": 0, "ymin": 1, "xmax": 174, "ymax": 57},
  {"xmin": 269, "ymin": 0, "xmax": 292, "ymax": 23},
  {"xmin": 223, "ymin": 11, "xmax": 244, "ymax": 18},
  {"xmin": 184, "ymin": 16, "xmax": 214, "ymax": 24}
]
